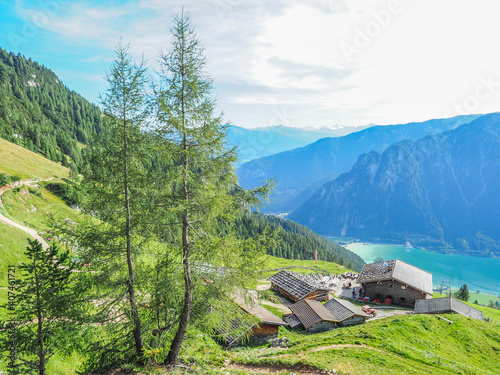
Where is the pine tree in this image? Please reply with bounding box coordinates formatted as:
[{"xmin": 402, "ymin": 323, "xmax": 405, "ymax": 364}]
[
  {"xmin": 454, "ymin": 284, "xmax": 470, "ymax": 301},
  {"xmin": 339, "ymin": 256, "xmax": 346, "ymax": 266},
  {"xmin": 0, "ymin": 239, "xmax": 75, "ymax": 375}
]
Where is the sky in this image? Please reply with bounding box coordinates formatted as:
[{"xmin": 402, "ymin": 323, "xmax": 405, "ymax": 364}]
[{"xmin": 2, "ymin": 0, "xmax": 500, "ymax": 129}]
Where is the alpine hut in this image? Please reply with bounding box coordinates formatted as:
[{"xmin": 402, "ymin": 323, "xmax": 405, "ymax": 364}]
[
  {"xmin": 358, "ymin": 260, "xmax": 433, "ymax": 307},
  {"xmin": 269, "ymin": 270, "xmax": 331, "ymax": 302},
  {"xmin": 323, "ymin": 298, "xmax": 370, "ymax": 326},
  {"xmin": 286, "ymin": 299, "xmax": 339, "ymax": 332}
]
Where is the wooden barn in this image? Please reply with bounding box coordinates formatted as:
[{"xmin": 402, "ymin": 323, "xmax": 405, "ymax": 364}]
[
  {"xmin": 323, "ymin": 298, "xmax": 370, "ymax": 327},
  {"xmin": 233, "ymin": 294, "xmax": 288, "ymax": 337},
  {"xmin": 286, "ymin": 299, "xmax": 339, "ymax": 332},
  {"xmin": 414, "ymin": 297, "xmax": 484, "ymax": 321},
  {"xmin": 268, "ymin": 270, "xmax": 331, "ymax": 302},
  {"xmin": 358, "ymin": 260, "xmax": 433, "ymax": 307},
  {"xmin": 216, "ymin": 295, "xmax": 287, "ymax": 346}
]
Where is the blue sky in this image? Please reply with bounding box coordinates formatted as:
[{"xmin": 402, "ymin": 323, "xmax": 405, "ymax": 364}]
[{"xmin": 2, "ymin": 0, "xmax": 500, "ymax": 129}]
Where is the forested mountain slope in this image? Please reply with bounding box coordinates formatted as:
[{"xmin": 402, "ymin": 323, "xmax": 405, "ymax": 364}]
[
  {"xmin": 0, "ymin": 47, "xmax": 102, "ymax": 169},
  {"xmin": 289, "ymin": 113, "xmax": 500, "ymax": 256},
  {"xmin": 238, "ymin": 114, "xmax": 481, "ymax": 213},
  {"xmin": 226, "ymin": 212, "xmax": 365, "ymax": 271}
]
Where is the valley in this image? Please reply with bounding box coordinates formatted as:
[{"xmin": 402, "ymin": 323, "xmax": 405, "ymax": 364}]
[{"xmin": 1, "ymin": 5, "xmax": 500, "ymax": 373}]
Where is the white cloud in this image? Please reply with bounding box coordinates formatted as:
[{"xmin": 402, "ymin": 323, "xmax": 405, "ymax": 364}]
[{"xmin": 14, "ymin": 0, "xmax": 500, "ymax": 128}]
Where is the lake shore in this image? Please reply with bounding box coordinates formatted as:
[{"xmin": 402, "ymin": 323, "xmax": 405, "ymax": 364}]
[
  {"xmin": 330, "ymin": 239, "xmax": 500, "ymax": 299},
  {"xmin": 329, "ymin": 236, "xmax": 500, "ymax": 259}
]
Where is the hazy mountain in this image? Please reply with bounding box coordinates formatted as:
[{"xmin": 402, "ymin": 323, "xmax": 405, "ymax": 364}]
[
  {"xmin": 228, "ymin": 124, "xmax": 370, "ymax": 164},
  {"xmin": 288, "ymin": 113, "xmax": 500, "ymax": 256},
  {"xmin": 237, "ymin": 114, "xmax": 482, "ymax": 213}
]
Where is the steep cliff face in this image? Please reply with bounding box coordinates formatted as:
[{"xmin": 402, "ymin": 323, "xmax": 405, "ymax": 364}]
[
  {"xmin": 289, "ymin": 113, "xmax": 500, "ymax": 256},
  {"xmin": 237, "ymin": 114, "xmax": 480, "ymax": 213}
]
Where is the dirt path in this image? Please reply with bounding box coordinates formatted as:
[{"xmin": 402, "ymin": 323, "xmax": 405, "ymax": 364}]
[
  {"xmin": 309, "ymin": 343, "xmax": 386, "ymax": 353},
  {"xmin": 255, "ymin": 282, "xmax": 271, "ymax": 291},
  {"xmin": 0, "ymin": 179, "xmax": 49, "ymax": 250},
  {"xmin": 224, "ymin": 362, "xmax": 335, "ymax": 374}
]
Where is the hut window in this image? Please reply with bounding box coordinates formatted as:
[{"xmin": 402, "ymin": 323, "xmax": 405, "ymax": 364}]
[
  {"xmin": 400, "ymin": 297, "xmax": 406, "ymax": 302},
  {"xmin": 401, "ymin": 285, "xmax": 406, "ymax": 289},
  {"xmin": 389, "ymin": 284, "xmax": 393, "ymax": 288}
]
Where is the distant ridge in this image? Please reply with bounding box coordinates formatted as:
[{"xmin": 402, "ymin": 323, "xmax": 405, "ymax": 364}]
[
  {"xmin": 289, "ymin": 113, "xmax": 500, "ymax": 257},
  {"xmin": 227, "ymin": 123, "xmax": 370, "ymax": 164},
  {"xmin": 237, "ymin": 114, "xmax": 482, "ymax": 213}
]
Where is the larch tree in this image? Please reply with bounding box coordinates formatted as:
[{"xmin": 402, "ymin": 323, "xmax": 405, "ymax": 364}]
[
  {"xmin": 152, "ymin": 12, "xmax": 272, "ymax": 364},
  {"xmin": 71, "ymin": 41, "xmax": 151, "ymax": 366}
]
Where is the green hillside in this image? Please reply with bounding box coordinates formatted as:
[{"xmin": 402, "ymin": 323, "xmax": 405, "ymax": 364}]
[
  {"xmin": 0, "ymin": 47, "xmax": 102, "ymax": 169},
  {"xmin": 229, "ymin": 212, "xmax": 365, "ymax": 271},
  {"xmin": 227, "ymin": 313, "xmax": 500, "ymax": 375},
  {"xmin": 0, "ymin": 136, "xmax": 69, "ymax": 179}
]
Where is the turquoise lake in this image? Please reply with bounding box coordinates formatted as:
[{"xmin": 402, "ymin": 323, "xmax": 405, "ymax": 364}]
[{"xmin": 343, "ymin": 242, "xmax": 500, "ymax": 296}]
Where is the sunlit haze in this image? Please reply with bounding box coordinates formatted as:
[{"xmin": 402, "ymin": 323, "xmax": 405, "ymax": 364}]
[{"xmin": 2, "ymin": 0, "xmax": 500, "ymax": 128}]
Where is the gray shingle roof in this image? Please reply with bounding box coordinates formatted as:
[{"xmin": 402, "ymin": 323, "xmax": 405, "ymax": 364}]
[
  {"xmin": 268, "ymin": 270, "xmax": 330, "ymax": 300},
  {"xmin": 323, "ymin": 298, "xmax": 370, "ymax": 321},
  {"xmin": 358, "ymin": 259, "xmax": 433, "ymax": 295},
  {"xmin": 414, "ymin": 297, "xmax": 484, "ymax": 320},
  {"xmin": 289, "ymin": 299, "xmax": 339, "ymax": 329},
  {"xmin": 284, "ymin": 314, "xmax": 302, "ymax": 328}
]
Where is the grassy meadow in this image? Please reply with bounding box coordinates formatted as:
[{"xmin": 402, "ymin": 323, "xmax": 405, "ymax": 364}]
[
  {"xmin": 260, "ymin": 254, "xmax": 353, "ymax": 278},
  {"xmin": 2, "ymin": 185, "xmax": 82, "ymax": 232},
  {"xmin": 0, "ymin": 137, "xmax": 69, "ymax": 180},
  {"xmin": 228, "ymin": 313, "xmax": 500, "ymax": 375}
]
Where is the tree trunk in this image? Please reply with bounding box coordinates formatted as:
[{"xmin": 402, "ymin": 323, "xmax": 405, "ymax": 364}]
[
  {"xmin": 166, "ymin": 117, "xmax": 192, "ymax": 364},
  {"xmin": 165, "ymin": 218, "xmax": 192, "ymax": 363},
  {"xmin": 123, "ymin": 109, "xmax": 143, "ymax": 362},
  {"xmin": 33, "ymin": 252, "xmax": 46, "ymax": 375}
]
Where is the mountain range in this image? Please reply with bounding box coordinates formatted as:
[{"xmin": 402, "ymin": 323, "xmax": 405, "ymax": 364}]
[
  {"xmin": 227, "ymin": 124, "xmax": 370, "ymax": 164},
  {"xmin": 288, "ymin": 113, "xmax": 500, "ymax": 256},
  {"xmin": 237, "ymin": 114, "xmax": 481, "ymax": 213}
]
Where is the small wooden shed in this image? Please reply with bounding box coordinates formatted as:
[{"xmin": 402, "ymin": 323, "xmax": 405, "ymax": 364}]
[
  {"xmin": 215, "ymin": 295, "xmax": 287, "ymax": 346},
  {"xmin": 288, "ymin": 299, "xmax": 339, "ymax": 332},
  {"xmin": 323, "ymin": 298, "xmax": 370, "ymax": 327},
  {"xmin": 269, "ymin": 270, "xmax": 331, "ymax": 302},
  {"xmin": 233, "ymin": 294, "xmax": 288, "ymax": 337}
]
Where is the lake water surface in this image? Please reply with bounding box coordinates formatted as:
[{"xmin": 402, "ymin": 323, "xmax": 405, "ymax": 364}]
[{"xmin": 344, "ymin": 242, "xmax": 500, "ymax": 296}]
